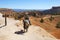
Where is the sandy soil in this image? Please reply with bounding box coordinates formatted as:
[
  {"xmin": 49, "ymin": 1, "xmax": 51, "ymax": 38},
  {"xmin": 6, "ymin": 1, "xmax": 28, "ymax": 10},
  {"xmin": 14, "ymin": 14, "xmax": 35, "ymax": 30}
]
[{"xmin": 0, "ymin": 13, "xmax": 57, "ymax": 40}]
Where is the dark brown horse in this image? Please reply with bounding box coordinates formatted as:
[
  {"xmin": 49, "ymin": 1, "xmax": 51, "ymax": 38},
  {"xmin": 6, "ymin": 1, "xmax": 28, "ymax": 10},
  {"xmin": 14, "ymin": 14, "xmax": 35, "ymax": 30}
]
[{"xmin": 23, "ymin": 17, "xmax": 31, "ymax": 32}]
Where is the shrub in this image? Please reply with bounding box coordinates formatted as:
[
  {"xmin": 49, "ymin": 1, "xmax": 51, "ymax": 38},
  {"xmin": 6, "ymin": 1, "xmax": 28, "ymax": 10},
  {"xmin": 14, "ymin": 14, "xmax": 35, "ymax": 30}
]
[
  {"xmin": 49, "ymin": 16, "xmax": 54, "ymax": 21},
  {"xmin": 40, "ymin": 18, "xmax": 44, "ymax": 23},
  {"xmin": 14, "ymin": 13, "xmax": 24, "ymax": 20},
  {"xmin": 2, "ymin": 14, "xmax": 9, "ymax": 17},
  {"xmin": 56, "ymin": 22, "xmax": 60, "ymax": 28},
  {"xmin": 14, "ymin": 15, "xmax": 23, "ymax": 20}
]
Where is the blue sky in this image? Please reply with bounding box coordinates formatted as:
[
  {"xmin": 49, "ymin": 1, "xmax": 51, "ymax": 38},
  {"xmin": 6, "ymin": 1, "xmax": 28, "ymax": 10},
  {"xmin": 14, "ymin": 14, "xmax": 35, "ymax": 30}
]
[{"xmin": 0, "ymin": 0, "xmax": 60, "ymax": 9}]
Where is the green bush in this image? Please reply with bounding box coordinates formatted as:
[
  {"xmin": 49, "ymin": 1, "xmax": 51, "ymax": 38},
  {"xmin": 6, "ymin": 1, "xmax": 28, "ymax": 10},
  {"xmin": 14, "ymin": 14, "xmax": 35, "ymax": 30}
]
[
  {"xmin": 14, "ymin": 14, "xmax": 23, "ymax": 20},
  {"xmin": 40, "ymin": 18, "xmax": 44, "ymax": 23},
  {"xmin": 56, "ymin": 22, "xmax": 60, "ymax": 28}
]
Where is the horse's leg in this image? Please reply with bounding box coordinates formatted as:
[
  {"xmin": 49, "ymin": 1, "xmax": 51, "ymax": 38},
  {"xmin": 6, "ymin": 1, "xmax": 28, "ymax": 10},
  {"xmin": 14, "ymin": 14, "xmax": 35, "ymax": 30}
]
[
  {"xmin": 23, "ymin": 26, "xmax": 25, "ymax": 32},
  {"xmin": 24, "ymin": 28, "xmax": 25, "ymax": 32},
  {"xmin": 26, "ymin": 28, "xmax": 28, "ymax": 32},
  {"xmin": 26, "ymin": 26, "xmax": 29, "ymax": 32}
]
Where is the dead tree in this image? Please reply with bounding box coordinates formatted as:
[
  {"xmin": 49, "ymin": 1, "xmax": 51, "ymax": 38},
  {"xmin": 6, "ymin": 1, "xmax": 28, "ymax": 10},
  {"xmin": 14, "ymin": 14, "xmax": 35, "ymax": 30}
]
[{"xmin": 5, "ymin": 13, "xmax": 7, "ymax": 26}]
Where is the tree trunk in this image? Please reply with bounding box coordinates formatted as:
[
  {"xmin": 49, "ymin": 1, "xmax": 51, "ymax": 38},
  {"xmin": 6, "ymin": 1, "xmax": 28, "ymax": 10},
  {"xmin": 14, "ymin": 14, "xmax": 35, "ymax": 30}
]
[{"xmin": 5, "ymin": 14, "xmax": 7, "ymax": 26}]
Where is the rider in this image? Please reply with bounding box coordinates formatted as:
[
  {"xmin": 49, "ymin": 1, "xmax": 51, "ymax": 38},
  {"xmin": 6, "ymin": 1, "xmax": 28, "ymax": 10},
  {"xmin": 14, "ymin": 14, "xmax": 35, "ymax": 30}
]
[{"xmin": 23, "ymin": 15, "xmax": 31, "ymax": 32}]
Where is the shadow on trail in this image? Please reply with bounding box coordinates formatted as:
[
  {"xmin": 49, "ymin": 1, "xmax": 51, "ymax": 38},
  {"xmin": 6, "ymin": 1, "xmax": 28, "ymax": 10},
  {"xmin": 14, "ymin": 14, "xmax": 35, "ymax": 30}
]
[
  {"xmin": 0, "ymin": 25, "xmax": 6, "ymax": 28},
  {"xmin": 15, "ymin": 30, "xmax": 25, "ymax": 35}
]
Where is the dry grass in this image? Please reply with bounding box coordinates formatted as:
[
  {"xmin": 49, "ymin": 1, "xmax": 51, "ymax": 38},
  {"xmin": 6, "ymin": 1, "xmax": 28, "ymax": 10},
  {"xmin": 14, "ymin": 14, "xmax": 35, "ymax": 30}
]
[{"xmin": 30, "ymin": 15, "xmax": 60, "ymax": 39}]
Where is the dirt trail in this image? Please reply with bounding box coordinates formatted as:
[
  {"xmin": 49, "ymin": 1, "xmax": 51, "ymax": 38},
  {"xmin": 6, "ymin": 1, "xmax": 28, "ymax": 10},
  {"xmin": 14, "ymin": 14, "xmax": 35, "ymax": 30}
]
[{"xmin": 0, "ymin": 13, "xmax": 57, "ymax": 40}]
